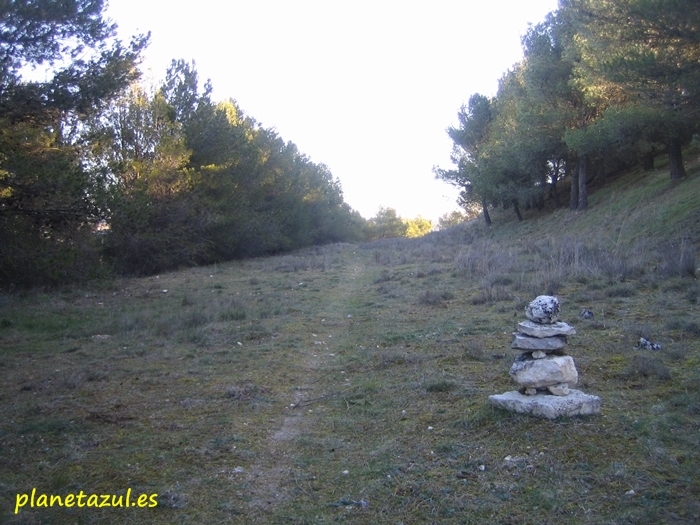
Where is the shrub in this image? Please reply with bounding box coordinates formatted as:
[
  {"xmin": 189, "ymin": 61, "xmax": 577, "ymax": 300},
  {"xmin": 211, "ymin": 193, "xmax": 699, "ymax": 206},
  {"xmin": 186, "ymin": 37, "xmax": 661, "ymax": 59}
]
[
  {"xmin": 374, "ymin": 270, "xmax": 394, "ymax": 284},
  {"xmin": 225, "ymin": 382, "xmax": 265, "ymax": 402},
  {"xmin": 605, "ymin": 284, "xmax": 638, "ymax": 297},
  {"xmin": 425, "ymin": 380, "xmax": 456, "ymax": 393},
  {"xmin": 624, "ymin": 355, "xmax": 672, "ymax": 380},
  {"xmin": 418, "ymin": 290, "xmax": 454, "ymax": 306},
  {"xmin": 470, "ymin": 285, "xmax": 513, "ymax": 305},
  {"xmin": 659, "ymin": 239, "xmax": 696, "ymax": 278},
  {"xmin": 463, "ymin": 340, "xmax": 488, "ymax": 361},
  {"xmin": 454, "ymin": 242, "xmax": 498, "ymax": 275},
  {"xmin": 0, "ymin": 224, "xmax": 104, "ymax": 288},
  {"xmin": 683, "ymin": 322, "xmax": 700, "ymax": 336},
  {"xmin": 183, "ymin": 311, "xmax": 209, "ymax": 328}
]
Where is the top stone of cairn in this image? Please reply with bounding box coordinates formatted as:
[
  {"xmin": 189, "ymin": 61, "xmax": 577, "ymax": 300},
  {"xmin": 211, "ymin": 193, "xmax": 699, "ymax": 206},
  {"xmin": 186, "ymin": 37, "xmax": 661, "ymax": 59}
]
[{"xmin": 525, "ymin": 295, "xmax": 560, "ymax": 324}]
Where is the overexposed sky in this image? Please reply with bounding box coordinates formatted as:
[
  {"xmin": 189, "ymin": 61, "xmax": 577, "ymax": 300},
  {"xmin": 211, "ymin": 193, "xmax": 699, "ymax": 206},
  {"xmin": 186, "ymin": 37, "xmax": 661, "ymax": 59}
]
[{"xmin": 106, "ymin": 0, "xmax": 559, "ymax": 222}]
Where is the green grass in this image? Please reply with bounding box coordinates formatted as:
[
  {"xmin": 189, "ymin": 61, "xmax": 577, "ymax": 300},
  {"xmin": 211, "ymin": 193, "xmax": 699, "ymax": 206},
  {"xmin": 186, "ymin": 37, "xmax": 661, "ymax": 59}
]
[{"xmin": 1, "ymin": 155, "xmax": 700, "ymax": 523}]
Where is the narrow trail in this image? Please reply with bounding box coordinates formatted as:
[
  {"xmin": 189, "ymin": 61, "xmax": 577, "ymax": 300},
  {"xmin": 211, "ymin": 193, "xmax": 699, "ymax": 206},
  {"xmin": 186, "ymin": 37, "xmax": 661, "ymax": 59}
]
[{"xmin": 245, "ymin": 251, "xmax": 370, "ymax": 521}]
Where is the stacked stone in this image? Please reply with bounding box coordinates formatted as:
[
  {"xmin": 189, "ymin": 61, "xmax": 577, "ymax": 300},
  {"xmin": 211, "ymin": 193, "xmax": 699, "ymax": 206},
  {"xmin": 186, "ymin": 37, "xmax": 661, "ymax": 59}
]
[
  {"xmin": 511, "ymin": 296, "xmax": 578, "ymax": 396},
  {"xmin": 489, "ymin": 296, "xmax": 601, "ymax": 419}
]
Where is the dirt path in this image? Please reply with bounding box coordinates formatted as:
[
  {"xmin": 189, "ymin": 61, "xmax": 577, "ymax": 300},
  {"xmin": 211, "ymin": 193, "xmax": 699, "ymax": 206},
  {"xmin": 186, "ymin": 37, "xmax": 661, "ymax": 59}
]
[{"xmin": 245, "ymin": 252, "xmax": 369, "ymax": 521}]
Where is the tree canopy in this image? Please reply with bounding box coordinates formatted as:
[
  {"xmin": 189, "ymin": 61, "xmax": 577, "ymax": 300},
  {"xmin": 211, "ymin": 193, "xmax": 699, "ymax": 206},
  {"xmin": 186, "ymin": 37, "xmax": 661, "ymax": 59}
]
[
  {"xmin": 0, "ymin": 0, "xmax": 149, "ymax": 286},
  {"xmin": 437, "ymin": 0, "xmax": 700, "ymax": 225},
  {"xmin": 0, "ymin": 5, "xmax": 365, "ymax": 287}
]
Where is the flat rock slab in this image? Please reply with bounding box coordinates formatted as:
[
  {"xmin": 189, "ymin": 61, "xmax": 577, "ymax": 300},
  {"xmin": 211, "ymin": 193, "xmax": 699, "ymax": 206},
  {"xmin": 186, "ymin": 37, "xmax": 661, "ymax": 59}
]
[
  {"xmin": 512, "ymin": 333, "xmax": 567, "ymax": 351},
  {"xmin": 510, "ymin": 354, "xmax": 578, "ymax": 387},
  {"xmin": 488, "ymin": 390, "xmax": 601, "ymax": 419},
  {"xmin": 518, "ymin": 320, "xmax": 576, "ymax": 338}
]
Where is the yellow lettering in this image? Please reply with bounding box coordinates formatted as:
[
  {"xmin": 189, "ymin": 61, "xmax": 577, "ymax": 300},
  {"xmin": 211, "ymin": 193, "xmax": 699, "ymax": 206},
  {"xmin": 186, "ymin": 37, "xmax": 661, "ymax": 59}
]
[
  {"xmin": 13, "ymin": 490, "xmax": 159, "ymax": 512},
  {"xmin": 14, "ymin": 494, "xmax": 28, "ymax": 514}
]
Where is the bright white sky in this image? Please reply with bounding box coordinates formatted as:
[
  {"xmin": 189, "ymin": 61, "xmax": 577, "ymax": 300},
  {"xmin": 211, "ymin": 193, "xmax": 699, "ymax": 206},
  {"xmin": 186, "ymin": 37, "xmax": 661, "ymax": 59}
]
[{"xmin": 106, "ymin": 0, "xmax": 559, "ymax": 223}]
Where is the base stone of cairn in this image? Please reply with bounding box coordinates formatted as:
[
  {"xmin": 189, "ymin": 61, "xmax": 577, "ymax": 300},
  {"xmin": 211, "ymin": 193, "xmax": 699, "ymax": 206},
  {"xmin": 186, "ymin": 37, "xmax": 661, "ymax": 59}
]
[
  {"xmin": 488, "ymin": 390, "xmax": 602, "ymax": 419},
  {"xmin": 488, "ymin": 295, "xmax": 601, "ymax": 419}
]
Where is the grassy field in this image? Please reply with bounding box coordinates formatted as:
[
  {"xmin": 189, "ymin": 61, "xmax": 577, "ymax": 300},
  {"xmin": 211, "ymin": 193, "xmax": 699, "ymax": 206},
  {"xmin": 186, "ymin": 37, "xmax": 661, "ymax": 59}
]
[{"xmin": 1, "ymin": 158, "xmax": 700, "ymax": 524}]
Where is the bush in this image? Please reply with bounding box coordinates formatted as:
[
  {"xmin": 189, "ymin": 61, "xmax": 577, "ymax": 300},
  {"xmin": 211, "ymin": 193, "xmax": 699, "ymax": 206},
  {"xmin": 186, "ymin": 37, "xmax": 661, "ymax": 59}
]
[
  {"xmin": 0, "ymin": 219, "xmax": 104, "ymax": 288},
  {"xmin": 605, "ymin": 284, "xmax": 638, "ymax": 297},
  {"xmin": 418, "ymin": 290, "xmax": 454, "ymax": 306},
  {"xmin": 659, "ymin": 239, "xmax": 696, "ymax": 278},
  {"xmin": 624, "ymin": 356, "xmax": 672, "ymax": 380},
  {"xmin": 425, "ymin": 380, "xmax": 456, "ymax": 393}
]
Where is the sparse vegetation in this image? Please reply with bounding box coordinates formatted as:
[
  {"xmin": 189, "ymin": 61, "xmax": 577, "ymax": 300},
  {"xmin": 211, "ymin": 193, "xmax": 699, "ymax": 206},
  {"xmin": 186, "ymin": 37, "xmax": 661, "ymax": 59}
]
[{"xmin": 1, "ymin": 157, "xmax": 700, "ymax": 524}]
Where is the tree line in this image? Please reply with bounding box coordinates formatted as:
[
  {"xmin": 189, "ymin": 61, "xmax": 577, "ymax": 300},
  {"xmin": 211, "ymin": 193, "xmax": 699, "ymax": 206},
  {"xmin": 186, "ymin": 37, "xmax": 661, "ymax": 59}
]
[
  {"xmin": 436, "ymin": 0, "xmax": 699, "ymax": 225},
  {"xmin": 0, "ymin": 0, "xmax": 370, "ymax": 287},
  {"xmin": 0, "ymin": 1, "xmax": 459, "ymax": 288},
  {"xmin": 91, "ymin": 61, "xmax": 367, "ymax": 276}
]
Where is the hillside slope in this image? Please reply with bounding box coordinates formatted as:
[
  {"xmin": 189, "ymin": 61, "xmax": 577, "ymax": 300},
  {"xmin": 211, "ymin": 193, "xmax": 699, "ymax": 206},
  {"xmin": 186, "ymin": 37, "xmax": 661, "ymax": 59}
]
[
  {"xmin": 459, "ymin": 151, "xmax": 700, "ymax": 250},
  {"xmin": 0, "ymin": 153, "xmax": 698, "ymax": 524}
]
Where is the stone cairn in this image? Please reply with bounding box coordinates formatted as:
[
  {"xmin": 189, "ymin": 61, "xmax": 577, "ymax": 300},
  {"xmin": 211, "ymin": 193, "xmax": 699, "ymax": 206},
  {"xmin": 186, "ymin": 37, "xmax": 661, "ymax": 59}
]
[{"xmin": 489, "ymin": 295, "xmax": 601, "ymax": 419}]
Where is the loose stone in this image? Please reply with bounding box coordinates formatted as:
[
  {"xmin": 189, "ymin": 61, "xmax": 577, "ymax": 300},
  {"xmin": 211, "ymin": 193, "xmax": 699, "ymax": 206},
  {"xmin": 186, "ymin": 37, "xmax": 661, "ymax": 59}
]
[
  {"xmin": 635, "ymin": 337, "xmax": 662, "ymax": 351},
  {"xmin": 525, "ymin": 295, "xmax": 560, "ymax": 324},
  {"xmin": 509, "ymin": 355, "xmax": 578, "ymax": 388},
  {"xmin": 511, "ymin": 333, "xmax": 567, "ymax": 351},
  {"xmin": 517, "ymin": 320, "xmax": 576, "ymax": 338},
  {"xmin": 579, "ymin": 308, "xmax": 594, "ymax": 319},
  {"xmin": 548, "ymin": 383, "xmax": 570, "ymax": 396}
]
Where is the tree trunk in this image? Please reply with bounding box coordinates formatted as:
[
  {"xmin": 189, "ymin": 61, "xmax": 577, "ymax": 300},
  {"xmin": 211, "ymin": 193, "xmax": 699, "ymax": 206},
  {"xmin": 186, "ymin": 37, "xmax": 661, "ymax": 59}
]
[
  {"xmin": 550, "ymin": 182, "xmax": 561, "ymax": 208},
  {"xmin": 668, "ymin": 136, "xmax": 687, "ymax": 180},
  {"xmin": 578, "ymin": 154, "xmax": 588, "ymax": 210},
  {"xmin": 550, "ymin": 160, "xmax": 562, "ymax": 208},
  {"xmin": 512, "ymin": 199, "xmax": 523, "ymax": 221},
  {"xmin": 570, "ymin": 161, "xmax": 579, "ymax": 211},
  {"xmin": 481, "ymin": 199, "xmax": 491, "ymax": 226},
  {"xmin": 537, "ymin": 173, "xmax": 546, "ymax": 209},
  {"xmin": 550, "ymin": 170, "xmax": 561, "ymax": 208}
]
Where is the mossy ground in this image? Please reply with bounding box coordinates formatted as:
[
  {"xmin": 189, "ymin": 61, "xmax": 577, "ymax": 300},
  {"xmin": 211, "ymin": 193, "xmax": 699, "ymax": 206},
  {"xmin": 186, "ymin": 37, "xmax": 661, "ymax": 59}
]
[{"xmin": 1, "ymin": 156, "xmax": 699, "ymax": 524}]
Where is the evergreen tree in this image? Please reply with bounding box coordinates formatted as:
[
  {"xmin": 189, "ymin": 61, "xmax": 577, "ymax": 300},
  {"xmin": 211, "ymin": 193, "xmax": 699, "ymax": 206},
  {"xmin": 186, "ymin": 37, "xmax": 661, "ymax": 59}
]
[
  {"xmin": 437, "ymin": 210, "xmax": 469, "ymax": 230},
  {"xmin": 405, "ymin": 217, "xmax": 433, "ymax": 238},
  {"xmin": 364, "ymin": 207, "xmax": 408, "ymax": 240},
  {"xmin": 565, "ymin": 0, "xmax": 700, "ymax": 180},
  {"xmin": 0, "ymin": 0, "xmax": 148, "ymax": 286},
  {"xmin": 435, "ymin": 94, "xmax": 495, "ymax": 225}
]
